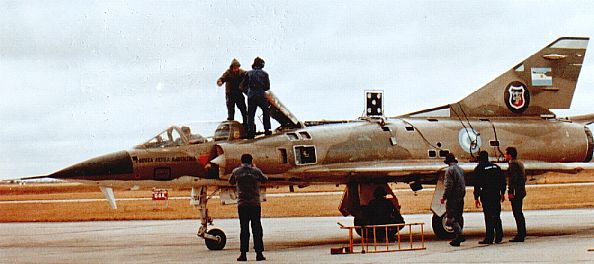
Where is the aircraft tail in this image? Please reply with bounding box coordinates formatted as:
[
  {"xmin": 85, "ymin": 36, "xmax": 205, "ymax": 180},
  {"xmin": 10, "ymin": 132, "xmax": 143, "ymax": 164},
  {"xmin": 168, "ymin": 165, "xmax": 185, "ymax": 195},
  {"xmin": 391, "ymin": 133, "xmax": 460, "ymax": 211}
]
[{"xmin": 453, "ymin": 37, "xmax": 589, "ymax": 117}]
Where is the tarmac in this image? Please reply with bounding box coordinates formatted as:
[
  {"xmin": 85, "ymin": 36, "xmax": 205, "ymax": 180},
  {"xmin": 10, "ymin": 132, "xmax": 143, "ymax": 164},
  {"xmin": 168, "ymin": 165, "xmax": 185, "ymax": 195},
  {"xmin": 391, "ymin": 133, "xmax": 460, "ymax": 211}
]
[{"xmin": 1, "ymin": 209, "xmax": 593, "ymax": 263}]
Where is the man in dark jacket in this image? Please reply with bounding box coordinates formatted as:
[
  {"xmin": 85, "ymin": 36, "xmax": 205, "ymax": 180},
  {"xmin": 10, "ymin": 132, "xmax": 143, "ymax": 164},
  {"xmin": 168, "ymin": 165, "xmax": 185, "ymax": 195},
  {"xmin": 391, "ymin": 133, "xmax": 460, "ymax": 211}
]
[
  {"xmin": 243, "ymin": 57, "xmax": 271, "ymax": 138},
  {"xmin": 505, "ymin": 146, "xmax": 526, "ymax": 242},
  {"xmin": 365, "ymin": 187, "xmax": 400, "ymax": 241},
  {"xmin": 217, "ymin": 58, "xmax": 247, "ymax": 124},
  {"xmin": 367, "ymin": 187, "xmax": 398, "ymax": 225},
  {"xmin": 229, "ymin": 154, "xmax": 268, "ymax": 261},
  {"xmin": 474, "ymin": 151, "xmax": 506, "ymax": 244},
  {"xmin": 440, "ymin": 153, "xmax": 466, "ymax": 246}
]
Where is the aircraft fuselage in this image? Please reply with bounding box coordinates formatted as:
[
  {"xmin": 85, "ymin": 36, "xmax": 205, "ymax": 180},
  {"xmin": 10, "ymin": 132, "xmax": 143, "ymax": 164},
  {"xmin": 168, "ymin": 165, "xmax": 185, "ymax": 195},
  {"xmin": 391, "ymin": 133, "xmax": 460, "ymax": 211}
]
[{"xmin": 47, "ymin": 116, "xmax": 592, "ymax": 189}]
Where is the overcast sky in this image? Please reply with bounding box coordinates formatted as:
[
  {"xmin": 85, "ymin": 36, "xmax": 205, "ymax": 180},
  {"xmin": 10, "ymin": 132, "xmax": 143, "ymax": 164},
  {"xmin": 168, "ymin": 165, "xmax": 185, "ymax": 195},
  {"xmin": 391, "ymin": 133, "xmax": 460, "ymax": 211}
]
[{"xmin": 1, "ymin": 1, "xmax": 593, "ymax": 180}]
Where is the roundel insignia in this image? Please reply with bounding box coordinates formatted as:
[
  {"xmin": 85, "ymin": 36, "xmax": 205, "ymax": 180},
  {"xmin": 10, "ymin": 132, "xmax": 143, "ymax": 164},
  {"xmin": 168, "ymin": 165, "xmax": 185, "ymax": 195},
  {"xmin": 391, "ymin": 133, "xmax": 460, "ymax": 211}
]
[
  {"xmin": 458, "ymin": 128, "xmax": 481, "ymax": 154},
  {"xmin": 504, "ymin": 81, "xmax": 530, "ymax": 113}
]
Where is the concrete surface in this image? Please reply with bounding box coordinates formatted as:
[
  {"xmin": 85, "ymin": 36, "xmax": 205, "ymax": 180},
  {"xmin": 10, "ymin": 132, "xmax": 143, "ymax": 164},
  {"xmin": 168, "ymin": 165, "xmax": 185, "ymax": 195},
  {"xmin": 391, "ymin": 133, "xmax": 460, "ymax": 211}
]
[{"xmin": 1, "ymin": 209, "xmax": 593, "ymax": 263}]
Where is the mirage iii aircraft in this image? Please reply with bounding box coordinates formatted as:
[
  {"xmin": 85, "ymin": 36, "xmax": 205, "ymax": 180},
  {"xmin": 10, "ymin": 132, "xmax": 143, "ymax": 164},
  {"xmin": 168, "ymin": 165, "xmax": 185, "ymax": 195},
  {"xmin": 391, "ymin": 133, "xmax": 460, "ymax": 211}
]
[{"xmin": 23, "ymin": 37, "xmax": 594, "ymax": 250}]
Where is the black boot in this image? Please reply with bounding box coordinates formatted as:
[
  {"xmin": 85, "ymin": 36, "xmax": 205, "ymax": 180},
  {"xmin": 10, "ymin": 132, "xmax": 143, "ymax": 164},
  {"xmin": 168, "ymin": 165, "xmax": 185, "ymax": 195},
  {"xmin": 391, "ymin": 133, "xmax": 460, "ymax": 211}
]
[
  {"xmin": 509, "ymin": 236, "xmax": 524, "ymax": 242},
  {"xmin": 478, "ymin": 239, "xmax": 493, "ymax": 245},
  {"xmin": 256, "ymin": 252, "xmax": 266, "ymax": 261},
  {"xmin": 449, "ymin": 235, "xmax": 465, "ymax": 246},
  {"xmin": 237, "ymin": 252, "xmax": 247, "ymax": 262},
  {"xmin": 449, "ymin": 239, "xmax": 460, "ymax": 247},
  {"xmin": 495, "ymin": 236, "xmax": 503, "ymax": 244}
]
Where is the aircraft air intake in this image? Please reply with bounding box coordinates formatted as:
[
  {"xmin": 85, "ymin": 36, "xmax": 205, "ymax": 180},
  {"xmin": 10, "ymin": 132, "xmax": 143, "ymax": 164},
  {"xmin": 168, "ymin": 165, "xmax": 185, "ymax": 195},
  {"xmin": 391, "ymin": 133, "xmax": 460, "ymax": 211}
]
[{"xmin": 212, "ymin": 142, "xmax": 291, "ymax": 179}]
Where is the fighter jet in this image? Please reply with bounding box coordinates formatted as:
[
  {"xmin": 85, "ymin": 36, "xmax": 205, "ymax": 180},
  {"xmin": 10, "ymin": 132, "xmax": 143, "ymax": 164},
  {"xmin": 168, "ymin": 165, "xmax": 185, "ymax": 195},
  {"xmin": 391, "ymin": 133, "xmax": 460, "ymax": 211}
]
[{"xmin": 22, "ymin": 37, "xmax": 594, "ymax": 250}]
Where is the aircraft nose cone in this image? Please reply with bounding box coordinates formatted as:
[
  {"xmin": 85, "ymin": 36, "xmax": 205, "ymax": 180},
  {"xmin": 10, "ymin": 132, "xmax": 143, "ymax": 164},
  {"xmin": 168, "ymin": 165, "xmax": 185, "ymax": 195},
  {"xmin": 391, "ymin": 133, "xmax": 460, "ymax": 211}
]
[{"xmin": 49, "ymin": 151, "xmax": 133, "ymax": 181}]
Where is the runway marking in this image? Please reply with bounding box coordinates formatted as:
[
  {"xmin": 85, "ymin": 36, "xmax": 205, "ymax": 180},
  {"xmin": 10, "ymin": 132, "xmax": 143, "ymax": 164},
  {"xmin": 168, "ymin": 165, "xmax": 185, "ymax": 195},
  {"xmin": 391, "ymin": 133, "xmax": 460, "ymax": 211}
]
[{"xmin": 1, "ymin": 182, "xmax": 592, "ymax": 204}]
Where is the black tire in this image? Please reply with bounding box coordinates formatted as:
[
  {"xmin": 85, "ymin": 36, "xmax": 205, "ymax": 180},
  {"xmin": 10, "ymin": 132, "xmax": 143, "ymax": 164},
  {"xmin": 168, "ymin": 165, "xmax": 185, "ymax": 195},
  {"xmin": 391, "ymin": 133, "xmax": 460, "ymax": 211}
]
[
  {"xmin": 354, "ymin": 217, "xmax": 365, "ymax": 236},
  {"xmin": 385, "ymin": 213, "xmax": 405, "ymax": 241},
  {"xmin": 354, "ymin": 213, "xmax": 405, "ymax": 240},
  {"xmin": 205, "ymin": 228, "xmax": 226, "ymax": 250},
  {"xmin": 432, "ymin": 214, "xmax": 462, "ymax": 239}
]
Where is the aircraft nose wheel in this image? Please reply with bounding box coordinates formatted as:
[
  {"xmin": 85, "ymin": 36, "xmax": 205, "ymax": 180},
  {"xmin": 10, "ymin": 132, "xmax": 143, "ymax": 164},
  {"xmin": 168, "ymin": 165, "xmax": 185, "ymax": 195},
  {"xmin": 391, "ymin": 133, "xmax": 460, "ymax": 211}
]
[{"xmin": 204, "ymin": 228, "xmax": 226, "ymax": 250}]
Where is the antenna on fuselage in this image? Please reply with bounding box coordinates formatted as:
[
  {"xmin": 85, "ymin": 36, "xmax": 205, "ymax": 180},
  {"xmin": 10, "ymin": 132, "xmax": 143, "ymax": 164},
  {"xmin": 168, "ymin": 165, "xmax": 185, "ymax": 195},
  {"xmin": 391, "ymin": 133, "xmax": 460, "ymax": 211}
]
[{"xmin": 363, "ymin": 90, "xmax": 384, "ymax": 118}]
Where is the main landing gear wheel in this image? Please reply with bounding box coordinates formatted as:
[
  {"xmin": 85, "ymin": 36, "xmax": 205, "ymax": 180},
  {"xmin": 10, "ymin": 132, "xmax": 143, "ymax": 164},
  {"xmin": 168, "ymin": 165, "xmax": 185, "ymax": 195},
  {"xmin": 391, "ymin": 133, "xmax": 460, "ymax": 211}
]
[
  {"xmin": 432, "ymin": 214, "xmax": 462, "ymax": 239},
  {"xmin": 204, "ymin": 228, "xmax": 226, "ymax": 250},
  {"xmin": 353, "ymin": 214, "xmax": 405, "ymax": 238}
]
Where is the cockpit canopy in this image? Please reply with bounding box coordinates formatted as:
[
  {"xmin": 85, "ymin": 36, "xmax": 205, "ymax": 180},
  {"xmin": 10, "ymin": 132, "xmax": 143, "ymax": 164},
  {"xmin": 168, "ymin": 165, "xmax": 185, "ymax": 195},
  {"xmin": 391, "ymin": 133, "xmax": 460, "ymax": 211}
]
[{"xmin": 135, "ymin": 120, "xmax": 246, "ymax": 149}]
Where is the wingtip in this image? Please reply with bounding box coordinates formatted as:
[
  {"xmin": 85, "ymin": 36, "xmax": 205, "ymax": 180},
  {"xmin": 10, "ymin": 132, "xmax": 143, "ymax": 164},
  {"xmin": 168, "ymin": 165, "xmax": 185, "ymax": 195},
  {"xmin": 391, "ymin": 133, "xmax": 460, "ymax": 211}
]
[{"xmin": 569, "ymin": 113, "xmax": 594, "ymax": 125}]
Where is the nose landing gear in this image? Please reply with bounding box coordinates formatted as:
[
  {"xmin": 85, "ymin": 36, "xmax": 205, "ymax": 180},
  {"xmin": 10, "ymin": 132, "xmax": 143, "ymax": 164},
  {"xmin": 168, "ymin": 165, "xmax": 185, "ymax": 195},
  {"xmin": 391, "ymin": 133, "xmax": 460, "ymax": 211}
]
[
  {"xmin": 193, "ymin": 186, "xmax": 227, "ymax": 250},
  {"xmin": 204, "ymin": 228, "xmax": 226, "ymax": 250}
]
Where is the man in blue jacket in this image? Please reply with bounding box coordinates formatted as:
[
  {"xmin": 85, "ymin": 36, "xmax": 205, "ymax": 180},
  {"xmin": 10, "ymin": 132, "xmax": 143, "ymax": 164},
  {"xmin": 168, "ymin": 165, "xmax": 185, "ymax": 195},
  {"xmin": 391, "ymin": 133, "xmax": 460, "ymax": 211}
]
[
  {"xmin": 474, "ymin": 151, "xmax": 506, "ymax": 244},
  {"xmin": 244, "ymin": 57, "xmax": 271, "ymax": 138},
  {"xmin": 229, "ymin": 154, "xmax": 268, "ymax": 261}
]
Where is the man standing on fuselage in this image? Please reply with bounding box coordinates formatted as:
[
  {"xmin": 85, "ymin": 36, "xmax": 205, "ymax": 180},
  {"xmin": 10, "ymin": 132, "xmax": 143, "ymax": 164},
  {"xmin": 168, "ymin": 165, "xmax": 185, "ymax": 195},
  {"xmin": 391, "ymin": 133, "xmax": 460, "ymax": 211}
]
[
  {"xmin": 244, "ymin": 57, "xmax": 271, "ymax": 138},
  {"xmin": 217, "ymin": 58, "xmax": 248, "ymax": 125}
]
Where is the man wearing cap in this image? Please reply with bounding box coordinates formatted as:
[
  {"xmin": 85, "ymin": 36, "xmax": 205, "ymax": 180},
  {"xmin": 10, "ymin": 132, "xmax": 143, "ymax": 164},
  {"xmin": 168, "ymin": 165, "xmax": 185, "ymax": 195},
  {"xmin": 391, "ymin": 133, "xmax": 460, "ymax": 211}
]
[
  {"xmin": 473, "ymin": 151, "xmax": 506, "ymax": 244},
  {"xmin": 243, "ymin": 57, "xmax": 271, "ymax": 138},
  {"xmin": 440, "ymin": 153, "xmax": 466, "ymax": 246},
  {"xmin": 229, "ymin": 154, "xmax": 268, "ymax": 261},
  {"xmin": 217, "ymin": 58, "xmax": 248, "ymax": 124}
]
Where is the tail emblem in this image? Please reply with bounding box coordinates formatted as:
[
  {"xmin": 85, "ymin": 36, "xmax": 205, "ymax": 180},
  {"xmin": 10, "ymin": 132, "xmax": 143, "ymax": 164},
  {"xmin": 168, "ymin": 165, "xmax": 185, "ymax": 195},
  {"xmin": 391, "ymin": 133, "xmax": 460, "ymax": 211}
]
[{"xmin": 504, "ymin": 81, "xmax": 530, "ymax": 113}]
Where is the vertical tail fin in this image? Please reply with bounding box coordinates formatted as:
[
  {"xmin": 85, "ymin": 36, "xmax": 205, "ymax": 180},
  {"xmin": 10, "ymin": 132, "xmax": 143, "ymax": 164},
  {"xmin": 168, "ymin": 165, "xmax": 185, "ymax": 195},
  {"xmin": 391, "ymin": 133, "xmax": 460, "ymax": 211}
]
[{"xmin": 454, "ymin": 37, "xmax": 589, "ymax": 117}]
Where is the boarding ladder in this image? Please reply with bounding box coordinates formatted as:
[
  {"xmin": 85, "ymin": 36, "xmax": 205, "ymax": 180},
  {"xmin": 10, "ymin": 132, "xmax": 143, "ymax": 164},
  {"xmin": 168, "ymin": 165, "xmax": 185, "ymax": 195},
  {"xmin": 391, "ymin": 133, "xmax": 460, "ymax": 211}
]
[{"xmin": 332, "ymin": 222, "xmax": 426, "ymax": 254}]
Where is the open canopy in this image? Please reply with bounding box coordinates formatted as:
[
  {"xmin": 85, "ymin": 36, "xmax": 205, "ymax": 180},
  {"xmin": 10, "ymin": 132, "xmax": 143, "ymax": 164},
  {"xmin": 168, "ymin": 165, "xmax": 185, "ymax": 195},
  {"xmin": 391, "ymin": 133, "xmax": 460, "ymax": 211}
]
[{"xmin": 135, "ymin": 121, "xmax": 246, "ymax": 149}]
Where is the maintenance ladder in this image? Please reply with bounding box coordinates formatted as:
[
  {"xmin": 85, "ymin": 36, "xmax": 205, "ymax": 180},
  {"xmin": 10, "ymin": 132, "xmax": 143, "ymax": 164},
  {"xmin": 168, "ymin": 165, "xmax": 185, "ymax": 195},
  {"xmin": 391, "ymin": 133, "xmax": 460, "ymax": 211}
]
[{"xmin": 333, "ymin": 222, "xmax": 426, "ymax": 254}]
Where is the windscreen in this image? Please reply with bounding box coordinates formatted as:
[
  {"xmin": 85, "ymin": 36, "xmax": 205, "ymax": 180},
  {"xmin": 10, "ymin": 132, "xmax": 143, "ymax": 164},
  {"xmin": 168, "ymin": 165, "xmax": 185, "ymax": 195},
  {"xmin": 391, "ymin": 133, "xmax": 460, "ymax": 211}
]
[{"xmin": 136, "ymin": 121, "xmax": 222, "ymax": 149}]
